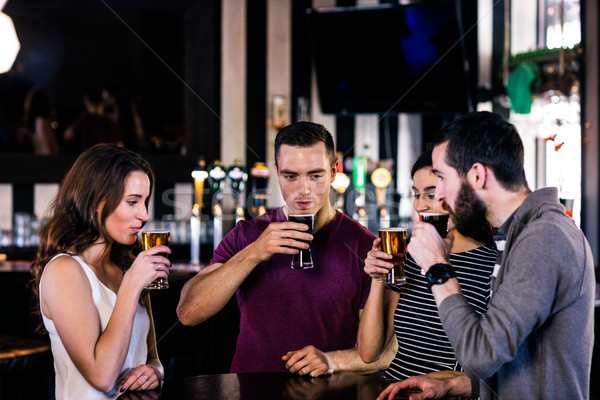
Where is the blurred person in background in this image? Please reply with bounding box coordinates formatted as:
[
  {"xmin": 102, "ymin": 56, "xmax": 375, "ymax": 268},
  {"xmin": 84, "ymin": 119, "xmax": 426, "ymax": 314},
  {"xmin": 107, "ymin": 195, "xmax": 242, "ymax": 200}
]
[
  {"xmin": 64, "ymin": 87, "xmax": 122, "ymax": 152},
  {"xmin": 23, "ymin": 87, "xmax": 59, "ymax": 154},
  {"xmin": 103, "ymin": 86, "xmax": 147, "ymax": 152}
]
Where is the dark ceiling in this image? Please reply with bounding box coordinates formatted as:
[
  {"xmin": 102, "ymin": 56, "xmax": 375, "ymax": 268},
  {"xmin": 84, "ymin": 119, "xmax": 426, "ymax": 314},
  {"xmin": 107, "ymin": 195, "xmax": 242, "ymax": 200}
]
[{"xmin": 4, "ymin": 0, "xmax": 196, "ymax": 12}]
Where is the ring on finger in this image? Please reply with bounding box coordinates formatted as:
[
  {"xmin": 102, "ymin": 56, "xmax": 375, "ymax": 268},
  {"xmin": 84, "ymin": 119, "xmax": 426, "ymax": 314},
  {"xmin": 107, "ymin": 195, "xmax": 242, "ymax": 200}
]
[{"xmin": 144, "ymin": 375, "xmax": 149, "ymax": 382}]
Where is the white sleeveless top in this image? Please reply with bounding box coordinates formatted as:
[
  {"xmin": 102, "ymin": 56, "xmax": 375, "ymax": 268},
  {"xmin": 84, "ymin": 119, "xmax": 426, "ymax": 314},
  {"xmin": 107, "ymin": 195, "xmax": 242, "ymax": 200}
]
[{"xmin": 40, "ymin": 254, "xmax": 150, "ymax": 400}]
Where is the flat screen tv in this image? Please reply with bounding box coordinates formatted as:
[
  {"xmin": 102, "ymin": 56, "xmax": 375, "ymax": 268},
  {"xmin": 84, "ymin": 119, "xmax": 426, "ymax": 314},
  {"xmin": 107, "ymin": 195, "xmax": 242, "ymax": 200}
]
[{"xmin": 307, "ymin": 1, "xmax": 475, "ymax": 115}]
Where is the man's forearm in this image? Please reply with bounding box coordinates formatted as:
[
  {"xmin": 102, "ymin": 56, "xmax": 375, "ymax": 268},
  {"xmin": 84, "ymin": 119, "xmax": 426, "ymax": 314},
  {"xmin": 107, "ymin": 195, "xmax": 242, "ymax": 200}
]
[
  {"xmin": 425, "ymin": 370, "xmax": 473, "ymax": 398},
  {"xmin": 430, "ymin": 277, "xmax": 462, "ymax": 307},
  {"xmin": 176, "ymin": 244, "xmax": 259, "ymax": 325}
]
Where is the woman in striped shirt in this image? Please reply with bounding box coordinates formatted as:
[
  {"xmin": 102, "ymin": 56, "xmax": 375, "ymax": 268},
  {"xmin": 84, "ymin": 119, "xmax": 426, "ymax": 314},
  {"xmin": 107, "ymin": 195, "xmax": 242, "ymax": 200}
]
[{"xmin": 358, "ymin": 150, "xmax": 498, "ymax": 398}]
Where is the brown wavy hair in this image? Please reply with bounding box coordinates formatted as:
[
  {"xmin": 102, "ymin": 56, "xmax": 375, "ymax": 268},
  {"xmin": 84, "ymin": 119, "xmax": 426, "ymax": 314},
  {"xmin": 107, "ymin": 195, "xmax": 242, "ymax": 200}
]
[{"xmin": 30, "ymin": 144, "xmax": 155, "ymax": 328}]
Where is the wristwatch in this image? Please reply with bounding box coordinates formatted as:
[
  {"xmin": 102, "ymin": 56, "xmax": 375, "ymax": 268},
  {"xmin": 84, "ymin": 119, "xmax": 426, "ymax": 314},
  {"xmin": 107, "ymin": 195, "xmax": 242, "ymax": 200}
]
[{"xmin": 425, "ymin": 263, "xmax": 456, "ymax": 291}]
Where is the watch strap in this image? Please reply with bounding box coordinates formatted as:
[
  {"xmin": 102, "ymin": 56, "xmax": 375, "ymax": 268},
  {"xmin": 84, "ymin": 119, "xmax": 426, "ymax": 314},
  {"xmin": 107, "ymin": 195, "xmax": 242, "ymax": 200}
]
[{"xmin": 425, "ymin": 263, "xmax": 456, "ymax": 291}]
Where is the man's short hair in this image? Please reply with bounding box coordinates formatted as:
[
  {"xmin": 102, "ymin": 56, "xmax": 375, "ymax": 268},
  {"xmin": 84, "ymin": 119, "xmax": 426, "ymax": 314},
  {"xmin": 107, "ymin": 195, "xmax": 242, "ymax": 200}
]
[
  {"xmin": 274, "ymin": 121, "xmax": 335, "ymax": 167},
  {"xmin": 432, "ymin": 111, "xmax": 529, "ymax": 191}
]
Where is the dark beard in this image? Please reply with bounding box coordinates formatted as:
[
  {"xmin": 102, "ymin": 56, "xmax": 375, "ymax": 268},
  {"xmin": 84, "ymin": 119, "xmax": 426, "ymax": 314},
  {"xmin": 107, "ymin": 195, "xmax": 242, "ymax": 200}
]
[{"xmin": 443, "ymin": 180, "xmax": 494, "ymax": 245}]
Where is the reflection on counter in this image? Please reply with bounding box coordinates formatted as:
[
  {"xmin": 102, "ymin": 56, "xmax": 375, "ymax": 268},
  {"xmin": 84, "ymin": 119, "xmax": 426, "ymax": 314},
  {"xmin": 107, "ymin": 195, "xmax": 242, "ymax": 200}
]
[{"xmin": 156, "ymin": 372, "xmax": 391, "ymax": 400}]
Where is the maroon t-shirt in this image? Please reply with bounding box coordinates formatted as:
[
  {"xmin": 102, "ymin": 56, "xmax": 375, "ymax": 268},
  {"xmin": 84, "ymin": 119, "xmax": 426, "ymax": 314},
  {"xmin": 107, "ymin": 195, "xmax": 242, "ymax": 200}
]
[{"xmin": 210, "ymin": 208, "xmax": 375, "ymax": 373}]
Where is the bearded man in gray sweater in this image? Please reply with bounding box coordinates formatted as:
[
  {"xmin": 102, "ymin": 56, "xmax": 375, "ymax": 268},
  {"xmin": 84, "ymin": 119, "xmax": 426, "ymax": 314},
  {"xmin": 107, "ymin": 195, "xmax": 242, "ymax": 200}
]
[{"xmin": 381, "ymin": 111, "xmax": 595, "ymax": 400}]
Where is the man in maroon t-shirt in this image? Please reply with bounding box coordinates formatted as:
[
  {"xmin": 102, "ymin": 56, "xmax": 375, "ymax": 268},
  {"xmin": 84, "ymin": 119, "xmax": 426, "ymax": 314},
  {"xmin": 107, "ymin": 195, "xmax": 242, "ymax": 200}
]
[{"xmin": 177, "ymin": 122, "xmax": 396, "ymax": 375}]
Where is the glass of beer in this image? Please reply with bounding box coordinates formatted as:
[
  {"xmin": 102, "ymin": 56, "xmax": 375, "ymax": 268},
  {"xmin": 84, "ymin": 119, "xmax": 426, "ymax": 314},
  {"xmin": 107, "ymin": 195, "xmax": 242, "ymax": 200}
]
[
  {"xmin": 419, "ymin": 212, "xmax": 449, "ymax": 238},
  {"xmin": 289, "ymin": 214, "xmax": 314, "ymax": 269},
  {"xmin": 141, "ymin": 230, "xmax": 170, "ymax": 290},
  {"xmin": 378, "ymin": 227, "xmax": 407, "ymax": 286}
]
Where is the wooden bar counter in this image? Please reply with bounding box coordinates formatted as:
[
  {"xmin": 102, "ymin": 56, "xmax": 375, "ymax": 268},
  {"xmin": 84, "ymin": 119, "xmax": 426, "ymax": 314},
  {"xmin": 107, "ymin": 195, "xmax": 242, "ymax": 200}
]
[{"xmin": 117, "ymin": 372, "xmax": 395, "ymax": 400}]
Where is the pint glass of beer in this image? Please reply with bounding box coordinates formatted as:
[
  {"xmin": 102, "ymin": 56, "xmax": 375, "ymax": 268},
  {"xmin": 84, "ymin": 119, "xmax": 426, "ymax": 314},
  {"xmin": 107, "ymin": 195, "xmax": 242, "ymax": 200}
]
[
  {"xmin": 141, "ymin": 230, "xmax": 170, "ymax": 290},
  {"xmin": 419, "ymin": 212, "xmax": 449, "ymax": 238},
  {"xmin": 378, "ymin": 227, "xmax": 407, "ymax": 285},
  {"xmin": 289, "ymin": 214, "xmax": 314, "ymax": 269}
]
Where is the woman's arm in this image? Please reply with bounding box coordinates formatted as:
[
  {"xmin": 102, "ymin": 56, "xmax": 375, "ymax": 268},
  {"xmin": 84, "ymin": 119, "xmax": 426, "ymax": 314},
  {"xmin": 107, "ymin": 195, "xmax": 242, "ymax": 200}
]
[
  {"xmin": 357, "ymin": 281, "xmax": 399, "ymax": 363},
  {"xmin": 118, "ymin": 292, "xmax": 164, "ymax": 392},
  {"xmin": 357, "ymin": 238, "xmax": 400, "ymax": 363},
  {"xmin": 41, "ymin": 250, "xmax": 168, "ymax": 393},
  {"xmin": 143, "ymin": 293, "xmax": 164, "ymax": 380}
]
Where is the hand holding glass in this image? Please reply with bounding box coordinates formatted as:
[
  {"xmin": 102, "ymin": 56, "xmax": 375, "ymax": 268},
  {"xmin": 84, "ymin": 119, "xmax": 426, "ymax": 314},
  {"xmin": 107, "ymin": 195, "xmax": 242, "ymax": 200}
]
[
  {"xmin": 419, "ymin": 212, "xmax": 449, "ymax": 238},
  {"xmin": 378, "ymin": 227, "xmax": 406, "ymax": 285},
  {"xmin": 289, "ymin": 214, "xmax": 314, "ymax": 269},
  {"xmin": 141, "ymin": 230, "xmax": 170, "ymax": 290}
]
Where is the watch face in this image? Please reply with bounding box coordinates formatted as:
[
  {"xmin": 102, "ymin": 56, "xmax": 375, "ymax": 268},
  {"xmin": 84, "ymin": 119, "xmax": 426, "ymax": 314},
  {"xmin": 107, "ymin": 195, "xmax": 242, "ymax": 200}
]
[
  {"xmin": 427, "ymin": 263, "xmax": 455, "ymax": 286},
  {"xmin": 431, "ymin": 267, "xmax": 445, "ymax": 281}
]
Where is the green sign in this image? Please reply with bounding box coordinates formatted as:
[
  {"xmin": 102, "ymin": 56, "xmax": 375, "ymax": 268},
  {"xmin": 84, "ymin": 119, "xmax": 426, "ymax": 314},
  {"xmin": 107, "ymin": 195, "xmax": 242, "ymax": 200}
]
[{"xmin": 352, "ymin": 156, "xmax": 367, "ymax": 190}]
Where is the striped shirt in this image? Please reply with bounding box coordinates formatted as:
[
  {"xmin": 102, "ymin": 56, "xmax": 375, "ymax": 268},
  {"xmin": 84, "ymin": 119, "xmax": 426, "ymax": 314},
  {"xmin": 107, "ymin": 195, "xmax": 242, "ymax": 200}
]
[{"xmin": 384, "ymin": 245, "xmax": 497, "ymax": 381}]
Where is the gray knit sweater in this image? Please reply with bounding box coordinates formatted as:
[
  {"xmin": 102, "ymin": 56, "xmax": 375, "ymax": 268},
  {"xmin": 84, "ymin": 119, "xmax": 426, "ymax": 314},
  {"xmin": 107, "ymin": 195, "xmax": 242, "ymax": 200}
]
[{"xmin": 439, "ymin": 187, "xmax": 595, "ymax": 400}]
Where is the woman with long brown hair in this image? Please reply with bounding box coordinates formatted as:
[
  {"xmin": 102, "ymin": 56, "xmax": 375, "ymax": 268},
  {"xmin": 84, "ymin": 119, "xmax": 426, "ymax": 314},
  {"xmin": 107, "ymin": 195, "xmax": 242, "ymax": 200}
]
[{"xmin": 31, "ymin": 144, "xmax": 169, "ymax": 399}]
